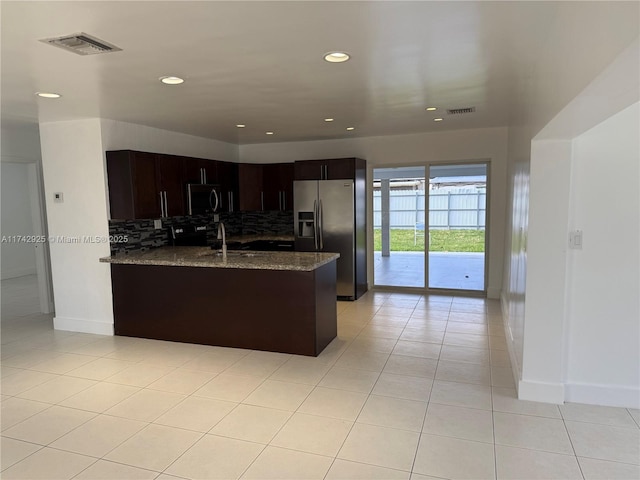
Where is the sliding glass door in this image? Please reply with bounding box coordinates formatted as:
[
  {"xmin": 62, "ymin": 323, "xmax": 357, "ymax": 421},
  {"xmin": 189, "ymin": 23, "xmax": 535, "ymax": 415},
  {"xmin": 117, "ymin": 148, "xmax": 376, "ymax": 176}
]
[
  {"xmin": 373, "ymin": 162, "xmax": 488, "ymax": 293},
  {"xmin": 427, "ymin": 163, "xmax": 487, "ymax": 291},
  {"xmin": 373, "ymin": 167, "xmax": 426, "ymax": 288}
]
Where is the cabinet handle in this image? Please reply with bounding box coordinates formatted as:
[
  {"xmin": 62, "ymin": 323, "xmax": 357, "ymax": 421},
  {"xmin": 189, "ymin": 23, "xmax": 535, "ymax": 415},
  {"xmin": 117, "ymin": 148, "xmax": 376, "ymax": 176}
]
[
  {"xmin": 203, "ymin": 168, "xmax": 207, "ymax": 185},
  {"xmin": 279, "ymin": 191, "xmax": 282, "ymax": 211},
  {"xmin": 261, "ymin": 192, "xmax": 264, "ymax": 211},
  {"xmin": 282, "ymin": 191, "xmax": 286, "ymax": 210},
  {"xmin": 159, "ymin": 192, "xmax": 164, "ymax": 217},
  {"xmin": 164, "ymin": 191, "xmax": 169, "ymax": 217}
]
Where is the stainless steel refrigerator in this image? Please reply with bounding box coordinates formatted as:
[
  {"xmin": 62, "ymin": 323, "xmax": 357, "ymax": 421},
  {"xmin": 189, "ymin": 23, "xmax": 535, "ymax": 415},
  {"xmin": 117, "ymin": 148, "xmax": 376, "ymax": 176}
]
[{"xmin": 294, "ymin": 179, "xmax": 366, "ymax": 300}]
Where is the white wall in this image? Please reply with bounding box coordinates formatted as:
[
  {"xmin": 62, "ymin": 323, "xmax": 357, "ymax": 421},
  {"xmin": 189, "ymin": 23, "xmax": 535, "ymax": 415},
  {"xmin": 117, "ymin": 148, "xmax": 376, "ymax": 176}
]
[
  {"xmin": 1, "ymin": 163, "xmax": 36, "ymax": 279},
  {"xmin": 241, "ymin": 127, "xmax": 508, "ymax": 298},
  {"xmin": 39, "ymin": 119, "xmax": 114, "ymax": 334},
  {"xmin": 520, "ymin": 140, "xmax": 573, "ymax": 403},
  {"xmin": 565, "ymin": 103, "xmax": 640, "ymax": 407},
  {"xmin": 501, "ymin": 0, "xmax": 639, "ymax": 404},
  {"xmin": 1, "ymin": 123, "xmax": 43, "ymax": 162},
  {"xmin": 100, "ymin": 119, "xmax": 239, "ymax": 162}
]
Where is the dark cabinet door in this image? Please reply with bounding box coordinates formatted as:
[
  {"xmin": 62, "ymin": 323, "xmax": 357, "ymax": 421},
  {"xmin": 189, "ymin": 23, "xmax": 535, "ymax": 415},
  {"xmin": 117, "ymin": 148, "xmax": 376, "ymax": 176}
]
[
  {"xmin": 217, "ymin": 161, "xmax": 239, "ymax": 212},
  {"xmin": 252, "ymin": 163, "xmax": 294, "ymax": 211},
  {"xmin": 184, "ymin": 158, "xmax": 217, "ymax": 185},
  {"xmin": 238, "ymin": 164, "xmax": 264, "ymax": 211},
  {"xmin": 294, "ymin": 160, "xmax": 325, "ymax": 180},
  {"xmin": 294, "ymin": 158, "xmax": 356, "ymax": 180},
  {"xmin": 326, "ymin": 158, "xmax": 356, "ymax": 180},
  {"xmin": 262, "ymin": 164, "xmax": 281, "ymax": 210},
  {"xmin": 130, "ymin": 152, "xmax": 162, "ymax": 219},
  {"xmin": 107, "ymin": 150, "xmax": 162, "ymax": 220},
  {"xmin": 157, "ymin": 154, "xmax": 185, "ymax": 217},
  {"xmin": 279, "ymin": 163, "xmax": 294, "ymax": 210},
  {"xmin": 107, "ymin": 150, "xmax": 188, "ymax": 219}
]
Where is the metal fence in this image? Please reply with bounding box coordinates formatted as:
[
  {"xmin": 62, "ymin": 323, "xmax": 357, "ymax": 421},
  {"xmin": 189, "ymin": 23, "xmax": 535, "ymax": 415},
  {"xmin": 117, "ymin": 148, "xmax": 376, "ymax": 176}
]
[{"xmin": 373, "ymin": 188, "xmax": 486, "ymax": 230}]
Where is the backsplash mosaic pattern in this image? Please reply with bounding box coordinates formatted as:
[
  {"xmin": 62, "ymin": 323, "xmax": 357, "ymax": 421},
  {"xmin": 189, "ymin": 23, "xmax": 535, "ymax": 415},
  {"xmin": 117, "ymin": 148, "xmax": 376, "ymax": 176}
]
[{"xmin": 109, "ymin": 211, "xmax": 293, "ymax": 254}]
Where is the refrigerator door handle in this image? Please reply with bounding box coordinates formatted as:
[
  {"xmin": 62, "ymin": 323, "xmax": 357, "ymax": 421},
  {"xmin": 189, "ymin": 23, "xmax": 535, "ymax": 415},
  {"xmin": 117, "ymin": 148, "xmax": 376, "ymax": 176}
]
[
  {"xmin": 313, "ymin": 199, "xmax": 319, "ymax": 250},
  {"xmin": 319, "ymin": 199, "xmax": 324, "ymax": 250}
]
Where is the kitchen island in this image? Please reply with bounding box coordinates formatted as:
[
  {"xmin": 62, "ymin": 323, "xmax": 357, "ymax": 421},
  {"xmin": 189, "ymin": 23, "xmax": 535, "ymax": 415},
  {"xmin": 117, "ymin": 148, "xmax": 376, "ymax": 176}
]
[{"xmin": 100, "ymin": 247, "xmax": 339, "ymax": 356}]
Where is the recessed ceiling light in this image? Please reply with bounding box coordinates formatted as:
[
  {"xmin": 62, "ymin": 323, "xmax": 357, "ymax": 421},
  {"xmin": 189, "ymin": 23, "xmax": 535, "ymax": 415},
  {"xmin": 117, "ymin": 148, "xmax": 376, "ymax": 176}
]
[
  {"xmin": 324, "ymin": 52, "xmax": 350, "ymax": 63},
  {"xmin": 266, "ymin": 131, "xmax": 274, "ymax": 135},
  {"xmin": 35, "ymin": 92, "xmax": 61, "ymax": 98},
  {"xmin": 324, "ymin": 118, "xmax": 334, "ymax": 122},
  {"xmin": 159, "ymin": 76, "xmax": 184, "ymax": 85},
  {"xmin": 426, "ymin": 107, "xmax": 437, "ymax": 111},
  {"xmin": 346, "ymin": 127, "xmax": 355, "ymax": 131},
  {"xmin": 236, "ymin": 124, "xmax": 246, "ymax": 128},
  {"xmin": 434, "ymin": 118, "xmax": 443, "ymax": 122}
]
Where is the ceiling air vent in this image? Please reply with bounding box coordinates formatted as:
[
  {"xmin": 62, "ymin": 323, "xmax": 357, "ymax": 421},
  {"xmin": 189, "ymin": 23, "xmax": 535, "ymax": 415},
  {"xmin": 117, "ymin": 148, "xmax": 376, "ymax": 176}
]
[
  {"xmin": 447, "ymin": 107, "xmax": 476, "ymax": 115},
  {"xmin": 39, "ymin": 32, "xmax": 122, "ymax": 56}
]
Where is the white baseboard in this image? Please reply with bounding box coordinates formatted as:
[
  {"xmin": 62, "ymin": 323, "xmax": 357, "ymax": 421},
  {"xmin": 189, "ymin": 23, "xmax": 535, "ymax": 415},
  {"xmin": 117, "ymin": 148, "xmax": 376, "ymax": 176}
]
[
  {"xmin": 486, "ymin": 286, "xmax": 501, "ymax": 299},
  {"xmin": 565, "ymin": 382, "xmax": 640, "ymax": 409},
  {"xmin": 1, "ymin": 267, "xmax": 37, "ymax": 280},
  {"xmin": 518, "ymin": 379, "xmax": 565, "ymax": 405},
  {"xmin": 54, "ymin": 316, "xmax": 113, "ymax": 336}
]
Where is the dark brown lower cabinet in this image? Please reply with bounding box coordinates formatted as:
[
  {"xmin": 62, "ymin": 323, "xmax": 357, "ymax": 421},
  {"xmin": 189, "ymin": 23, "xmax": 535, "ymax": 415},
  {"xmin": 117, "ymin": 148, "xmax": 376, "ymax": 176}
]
[{"xmin": 110, "ymin": 262, "xmax": 337, "ymax": 356}]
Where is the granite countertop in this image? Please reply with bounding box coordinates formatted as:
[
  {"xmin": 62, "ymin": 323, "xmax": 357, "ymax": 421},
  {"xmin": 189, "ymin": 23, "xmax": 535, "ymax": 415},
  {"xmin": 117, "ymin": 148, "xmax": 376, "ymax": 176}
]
[{"xmin": 100, "ymin": 246, "xmax": 339, "ymax": 272}]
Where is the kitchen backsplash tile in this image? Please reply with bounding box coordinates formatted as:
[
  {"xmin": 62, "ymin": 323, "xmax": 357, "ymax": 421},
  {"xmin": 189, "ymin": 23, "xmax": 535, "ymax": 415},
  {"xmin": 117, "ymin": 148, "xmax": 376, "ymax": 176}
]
[
  {"xmin": 109, "ymin": 211, "xmax": 293, "ymax": 254},
  {"xmin": 241, "ymin": 211, "xmax": 294, "ymax": 236}
]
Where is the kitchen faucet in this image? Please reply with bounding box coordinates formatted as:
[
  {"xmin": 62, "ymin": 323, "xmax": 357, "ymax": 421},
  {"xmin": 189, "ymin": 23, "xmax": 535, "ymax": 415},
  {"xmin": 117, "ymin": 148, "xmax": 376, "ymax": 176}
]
[{"xmin": 217, "ymin": 221, "xmax": 227, "ymax": 259}]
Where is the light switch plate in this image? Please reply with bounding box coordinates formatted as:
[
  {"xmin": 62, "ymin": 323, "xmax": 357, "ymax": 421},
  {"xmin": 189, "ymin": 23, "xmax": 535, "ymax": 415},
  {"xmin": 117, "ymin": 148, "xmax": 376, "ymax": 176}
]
[
  {"xmin": 569, "ymin": 230, "xmax": 583, "ymax": 249},
  {"xmin": 154, "ymin": 219, "xmax": 162, "ymax": 229},
  {"xmin": 214, "ymin": 214, "xmax": 220, "ymax": 222}
]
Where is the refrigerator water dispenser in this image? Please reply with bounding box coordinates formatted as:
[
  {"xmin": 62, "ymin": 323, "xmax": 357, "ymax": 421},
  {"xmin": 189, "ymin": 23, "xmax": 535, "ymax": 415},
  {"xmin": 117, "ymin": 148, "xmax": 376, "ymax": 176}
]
[{"xmin": 298, "ymin": 212, "xmax": 315, "ymax": 238}]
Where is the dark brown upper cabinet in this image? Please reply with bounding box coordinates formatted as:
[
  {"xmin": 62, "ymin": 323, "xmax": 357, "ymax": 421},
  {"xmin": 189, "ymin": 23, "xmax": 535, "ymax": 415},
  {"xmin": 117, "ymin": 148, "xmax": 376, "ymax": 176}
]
[
  {"xmin": 216, "ymin": 161, "xmax": 239, "ymax": 212},
  {"xmin": 183, "ymin": 157, "xmax": 218, "ymax": 185},
  {"xmin": 239, "ymin": 163, "xmax": 294, "ymax": 212},
  {"xmin": 238, "ymin": 164, "xmax": 264, "ymax": 211},
  {"xmin": 107, "ymin": 149, "xmax": 295, "ymax": 218},
  {"xmin": 107, "ymin": 150, "xmax": 186, "ymax": 220},
  {"xmin": 263, "ymin": 163, "xmax": 294, "ymax": 211},
  {"xmin": 294, "ymin": 158, "xmax": 360, "ymax": 180},
  {"xmin": 156, "ymin": 154, "xmax": 186, "ymax": 217}
]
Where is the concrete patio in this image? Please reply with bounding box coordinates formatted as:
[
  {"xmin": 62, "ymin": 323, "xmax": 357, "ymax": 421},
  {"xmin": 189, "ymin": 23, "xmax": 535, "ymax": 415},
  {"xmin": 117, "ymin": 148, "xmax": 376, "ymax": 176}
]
[{"xmin": 373, "ymin": 251, "xmax": 485, "ymax": 291}]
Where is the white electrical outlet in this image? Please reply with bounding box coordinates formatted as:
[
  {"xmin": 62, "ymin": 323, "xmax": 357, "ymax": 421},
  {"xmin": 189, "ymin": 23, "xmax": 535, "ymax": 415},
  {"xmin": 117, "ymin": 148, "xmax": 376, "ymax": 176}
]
[
  {"xmin": 53, "ymin": 192, "xmax": 64, "ymax": 203},
  {"xmin": 214, "ymin": 214, "xmax": 220, "ymax": 222},
  {"xmin": 154, "ymin": 219, "xmax": 162, "ymax": 229}
]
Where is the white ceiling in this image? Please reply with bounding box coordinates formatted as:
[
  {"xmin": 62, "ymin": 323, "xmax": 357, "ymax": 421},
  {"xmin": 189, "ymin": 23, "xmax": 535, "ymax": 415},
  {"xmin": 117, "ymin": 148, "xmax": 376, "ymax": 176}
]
[{"xmin": 1, "ymin": 1, "xmax": 563, "ymax": 144}]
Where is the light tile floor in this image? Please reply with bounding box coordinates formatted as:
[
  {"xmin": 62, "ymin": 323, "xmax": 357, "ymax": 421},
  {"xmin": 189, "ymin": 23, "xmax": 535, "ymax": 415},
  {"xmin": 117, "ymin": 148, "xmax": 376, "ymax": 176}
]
[{"xmin": 1, "ymin": 276, "xmax": 639, "ymax": 479}]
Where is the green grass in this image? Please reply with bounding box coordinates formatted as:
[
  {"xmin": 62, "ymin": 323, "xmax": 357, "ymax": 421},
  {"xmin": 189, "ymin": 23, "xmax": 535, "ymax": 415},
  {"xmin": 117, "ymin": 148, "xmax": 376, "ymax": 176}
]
[{"xmin": 374, "ymin": 229, "xmax": 485, "ymax": 252}]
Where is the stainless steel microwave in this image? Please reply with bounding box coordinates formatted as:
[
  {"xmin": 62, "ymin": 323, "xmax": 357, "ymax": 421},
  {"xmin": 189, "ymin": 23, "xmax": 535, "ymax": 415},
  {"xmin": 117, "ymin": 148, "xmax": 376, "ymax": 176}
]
[{"xmin": 186, "ymin": 184, "xmax": 219, "ymax": 215}]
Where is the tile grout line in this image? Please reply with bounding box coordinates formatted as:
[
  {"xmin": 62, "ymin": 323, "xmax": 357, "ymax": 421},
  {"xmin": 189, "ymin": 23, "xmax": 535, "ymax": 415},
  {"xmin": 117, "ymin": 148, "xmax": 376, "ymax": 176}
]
[
  {"xmin": 559, "ymin": 407, "xmax": 588, "ymax": 480},
  {"xmin": 318, "ymin": 300, "xmax": 391, "ymax": 478}
]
